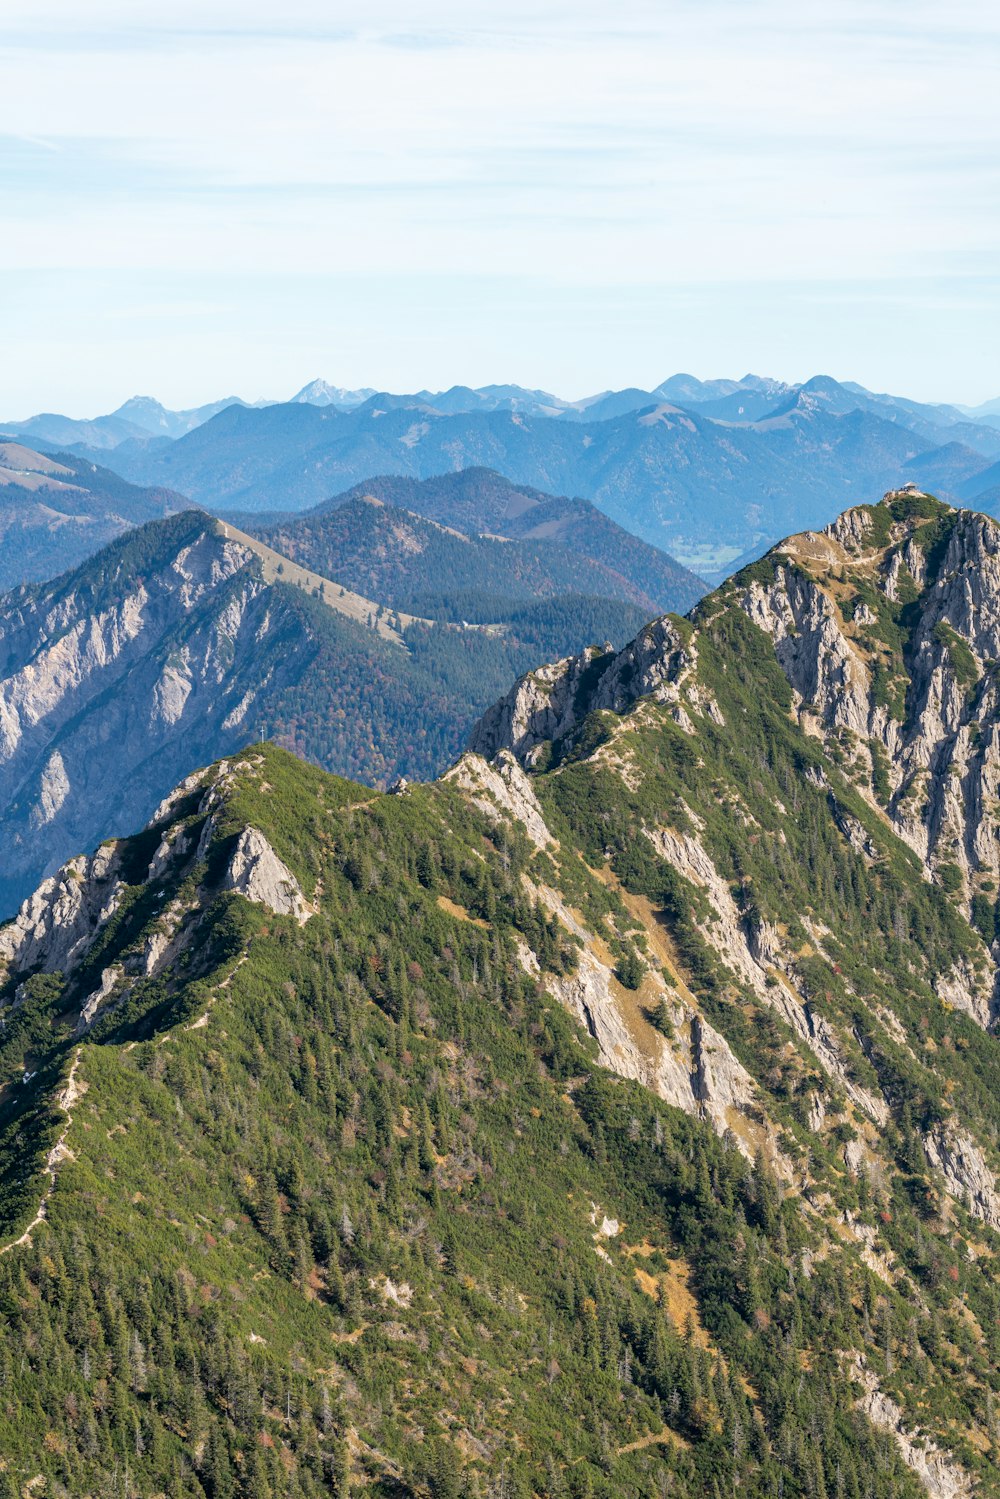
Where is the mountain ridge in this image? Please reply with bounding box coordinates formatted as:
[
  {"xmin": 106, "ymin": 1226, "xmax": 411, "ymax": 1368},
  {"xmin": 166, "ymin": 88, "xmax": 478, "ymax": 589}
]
[
  {"xmin": 15, "ymin": 376, "xmax": 1000, "ymax": 578},
  {"xmin": 242, "ymin": 472, "xmax": 705, "ymax": 618},
  {"xmin": 9, "ymin": 484, "xmax": 1000, "ymax": 1490},
  {"xmin": 0, "ymin": 508, "xmax": 661, "ymax": 911},
  {"xmin": 93, "ymin": 395, "xmax": 981, "ymax": 579}
]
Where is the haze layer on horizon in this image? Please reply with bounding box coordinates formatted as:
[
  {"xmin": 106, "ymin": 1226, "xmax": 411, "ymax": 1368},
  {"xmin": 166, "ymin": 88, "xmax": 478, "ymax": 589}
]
[{"xmin": 2, "ymin": 0, "xmax": 999, "ymax": 415}]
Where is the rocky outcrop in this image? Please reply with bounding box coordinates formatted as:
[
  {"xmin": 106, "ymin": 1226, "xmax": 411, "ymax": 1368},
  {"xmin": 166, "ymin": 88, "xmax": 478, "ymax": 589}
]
[
  {"xmin": 850, "ymin": 1356, "xmax": 974, "ymax": 1499},
  {"xmin": 687, "ymin": 1014, "xmax": 765, "ymax": 1144},
  {"xmin": 830, "ymin": 797, "xmax": 877, "ymax": 860},
  {"xmin": 78, "ymin": 964, "xmax": 123, "ymax": 1031},
  {"xmin": 222, "ymin": 827, "xmax": 312, "ymax": 924},
  {"xmin": 739, "ymin": 561, "xmax": 885, "ymax": 748},
  {"xmin": 445, "ymin": 750, "xmax": 555, "ymax": 850},
  {"xmin": 467, "ymin": 646, "xmax": 613, "ymax": 765},
  {"xmin": 519, "ymin": 871, "xmax": 787, "ymax": 1171},
  {"xmin": 0, "ymin": 756, "xmax": 311, "ymax": 1040},
  {"xmin": 30, "ymin": 750, "xmax": 71, "ymax": 829},
  {"xmin": 0, "ymin": 844, "xmax": 122, "ymax": 978},
  {"xmin": 468, "ymin": 617, "xmax": 694, "ymax": 766},
  {"xmin": 923, "ymin": 1123, "xmax": 1000, "ymax": 1229},
  {"xmin": 933, "ymin": 958, "xmax": 994, "ymax": 1028},
  {"xmin": 733, "ymin": 499, "xmax": 1000, "ymax": 924},
  {"xmin": 543, "ymin": 944, "xmax": 773, "ymax": 1165}
]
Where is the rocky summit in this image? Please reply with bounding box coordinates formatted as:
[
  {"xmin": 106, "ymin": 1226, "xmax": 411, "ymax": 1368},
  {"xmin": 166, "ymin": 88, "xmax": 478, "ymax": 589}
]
[{"xmin": 5, "ymin": 492, "xmax": 1000, "ymax": 1497}]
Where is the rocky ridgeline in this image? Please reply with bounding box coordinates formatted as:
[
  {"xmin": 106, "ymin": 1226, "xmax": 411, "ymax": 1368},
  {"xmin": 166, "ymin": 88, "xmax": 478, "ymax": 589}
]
[
  {"xmin": 0, "ymin": 757, "xmax": 309, "ymax": 1037},
  {"xmin": 474, "ymin": 489, "xmax": 1000, "ymax": 906},
  {"xmin": 462, "ymin": 490, "xmax": 1000, "ymax": 1217},
  {"xmin": 468, "ymin": 615, "xmax": 695, "ymax": 765},
  {"xmin": 473, "ymin": 488, "xmax": 1000, "ymax": 965},
  {"xmin": 734, "ymin": 492, "xmax": 1000, "ymax": 900},
  {"xmin": 5, "ymin": 487, "xmax": 1000, "ymax": 1492}
]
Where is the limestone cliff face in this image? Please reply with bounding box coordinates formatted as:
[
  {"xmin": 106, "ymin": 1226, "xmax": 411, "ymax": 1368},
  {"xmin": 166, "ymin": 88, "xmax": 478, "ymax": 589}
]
[
  {"xmin": 445, "ymin": 750, "xmax": 555, "ymax": 850},
  {"xmin": 463, "ymin": 487, "xmax": 1000, "ymax": 1259},
  {"xmin": 474, "ymin": 491, "xmax": 1000, "ymax": 887},
  {"xmin": 849, "ymin": 1355, "xmax": 975, "ymax": 1499},
  {"xmin": 723, "ymin": 497, "xmax": 1000, "ymax": 907},
  {"xmin": 467, "ymin": 646, "xmax": 614, "ymax": 765},
  {"xmin": 471, "ymin": 490, "xmax": 1000, "ymax": 1010},
  {"xmin": 0, "ymin": 512, "xmax": 315, "ymax": 914},
  {"xmin": 222, "ymin": 826, "xmax": 313, "ymax": 924},
  {"xmin": 468, "ymin": 616, "xmax": 693, "ymax": 764},
  {"xmin": 0, "ymin": 844, "xmax": 123, "ymax": 978}
]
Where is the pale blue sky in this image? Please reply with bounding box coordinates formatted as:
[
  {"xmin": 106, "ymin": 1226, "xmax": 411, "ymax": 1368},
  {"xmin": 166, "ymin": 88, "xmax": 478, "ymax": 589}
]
[{"xmin": 2, "ymin": 0, "xmax": 999, "ymax": 415}]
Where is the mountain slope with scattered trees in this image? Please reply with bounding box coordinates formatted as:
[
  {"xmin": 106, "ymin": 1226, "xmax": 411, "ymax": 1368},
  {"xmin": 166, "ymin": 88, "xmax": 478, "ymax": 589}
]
[{"xmin": 6, "ymin": 489, "xmax": 1000, "ymax": 1494}]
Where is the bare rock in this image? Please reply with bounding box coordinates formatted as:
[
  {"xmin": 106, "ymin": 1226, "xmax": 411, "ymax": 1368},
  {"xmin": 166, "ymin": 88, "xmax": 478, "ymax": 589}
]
[
  {"xmin": 850, "ymin": 1355, "xmax": 973, "ymax": 1499},
  {"xmin": 222, "ymin": 827, "xmax": 312, "ymax": 924},
  {"xmin": 923, "ymin": 1123, "xmax": 1000, "ymax": 1229},
  {"xmin": 445, "ymin": 750, "xmax": 554, "ymax": 849},
  {"xmin": 467, "ymin": 616, "xmax": 692, "ymax": 766},
  {"xmin": 78, "ymin": 965, "xmax": 124, "ymax": 1032},
  {"xmin": 0, "ymin": 844, "xmax": 122, "ymax": 978},
  {"xmin": 467, "ymin": 646, "xmax": 611, "ymax": 764}
]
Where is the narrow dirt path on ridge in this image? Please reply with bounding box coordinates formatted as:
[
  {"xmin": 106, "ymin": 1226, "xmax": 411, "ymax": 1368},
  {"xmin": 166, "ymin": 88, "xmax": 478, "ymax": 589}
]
[{"xmin": 0, "ymin": 1047, "xmax": 84, "ymax": 1257}]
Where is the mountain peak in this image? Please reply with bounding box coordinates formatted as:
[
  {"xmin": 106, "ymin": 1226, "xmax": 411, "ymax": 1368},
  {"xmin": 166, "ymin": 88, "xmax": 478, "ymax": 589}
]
[
  {"xmin": 113, "ymin": 394, "xmax": 167, "ymax": 417},
  {"xmin": 472, "ymin": 488, "xmax": 999, "ymax": 916},
  {"xmin": 291, "ymin": 378, "xmax": 376, "ymax": 407}
]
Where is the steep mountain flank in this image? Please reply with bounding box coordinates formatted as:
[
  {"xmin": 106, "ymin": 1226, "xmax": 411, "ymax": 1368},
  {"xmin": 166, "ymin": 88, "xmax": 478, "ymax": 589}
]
[
  {"xmin": 456, "ymin": 490, "xmax": 1000, "ymax": 1492},
  {"xmin": 9, "ymin": 487, "xmax": 1000, "ymax": 1492},
  {"xmin": 0, "ymin": 510, "xmax": 651, "ymax": 914},
  {"xmin": 0, "ymin": 510, "xmax": 319, "ymax": 912},
  {"xmin": 0, "ymin": 741, "xmax": 990, "ymax": 1499},
  {"xmin": 732, "ymin": 494, "xmax": 1000, "ymax": 910}
]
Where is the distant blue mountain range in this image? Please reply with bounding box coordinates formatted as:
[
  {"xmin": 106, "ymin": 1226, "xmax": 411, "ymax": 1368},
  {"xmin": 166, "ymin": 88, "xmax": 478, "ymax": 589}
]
[{"xmin": 6, "ymin": 373, "xmax": 1000, "ymax": 579}]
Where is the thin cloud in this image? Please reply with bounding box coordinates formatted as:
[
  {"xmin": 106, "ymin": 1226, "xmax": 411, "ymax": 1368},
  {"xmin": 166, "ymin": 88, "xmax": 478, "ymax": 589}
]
[{"xmin": 1, "ymin": 1, "xmax": 998, "ymax": 408}]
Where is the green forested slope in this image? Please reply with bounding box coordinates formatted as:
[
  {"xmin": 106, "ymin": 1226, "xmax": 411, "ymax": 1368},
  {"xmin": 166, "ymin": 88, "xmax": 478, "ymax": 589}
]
[
  {"xmin": 0, "ymin": 734, "xmax": 990, "ymax": 1499},
  {"xmin": 7, "ymin": 492, "xmax": 1000, "ymax": 1496},
  {"xmin": 247, "ymin": 478, "xmax": 705, "ymax": 616}
]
